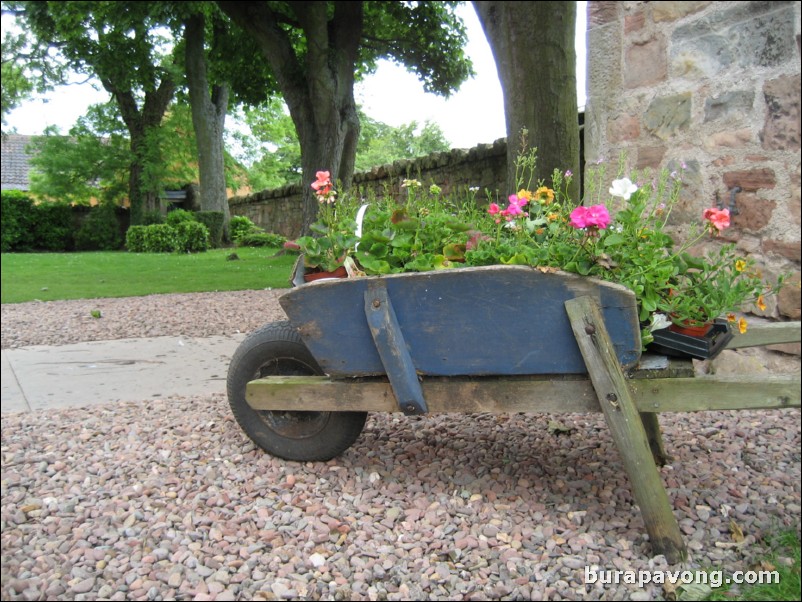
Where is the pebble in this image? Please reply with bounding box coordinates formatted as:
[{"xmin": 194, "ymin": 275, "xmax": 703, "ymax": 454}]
[{"xmin": 1, "ymin": 293, "xmax": 799, "ymax": 601}]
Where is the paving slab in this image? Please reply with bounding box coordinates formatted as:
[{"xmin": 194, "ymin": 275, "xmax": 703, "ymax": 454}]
[{"xmin": 1, "ymin": 335, "xmax": 246, "ymax": 414}]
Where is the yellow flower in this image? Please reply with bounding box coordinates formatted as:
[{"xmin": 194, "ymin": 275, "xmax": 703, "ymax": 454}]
[
  {"xmin": 757, "ymin": 295, "xmax": 766, "ymax": 311},
  {"xmin": 534, "ymin": 186, "xmax": 554, "ymax": 204},
  {"xmin": 547, "ymin": 213, "xmax": 559, "ymax": 222},
  {"xmin": 738, "ymin": 317, "xmax": 748, "ymax": 334},
  {"xmin": 735, "ymin": 259, "xmax": 746, "ymax": 272},
  {"xmin": 517, "ymin": 189, "xmax": 535, "ymax": 202},
  {"xmin": 727, "ymin": 313, "xmax": 737, "ymax": 322}
]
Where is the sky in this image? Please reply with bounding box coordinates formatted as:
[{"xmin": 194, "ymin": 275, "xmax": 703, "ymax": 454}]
[{"xmin": 2, "ymin": 2, "xmax": 587, "ymax": 150}]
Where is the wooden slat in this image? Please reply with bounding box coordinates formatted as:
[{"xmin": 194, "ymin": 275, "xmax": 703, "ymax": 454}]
[
  {"xmin": 245, "ymin": 373, "xmax": 801, "ymax": 413},
  {"xmin": 565, "ymin": 295, "xmax": 686, "ymax": 563},
  {"xmin": 630, "ymin": 374, "xmax": 801, "ymax": 412},
  {"xmin": 726, "ymin": 321, "xmax": 801, "ymax": 348}
]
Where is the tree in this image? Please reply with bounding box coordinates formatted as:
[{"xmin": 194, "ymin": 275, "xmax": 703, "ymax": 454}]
[
  {"xmin": 473, "ymin": 1, "xmax": 579, "ymax": 200},
  {"xmin": 183, "ymin": 10, "xmax": 231, "ymax": 238},
  {"xmin": 19, "ymin": 1, "xmax": 179, "ymax": 224},
  {"xmin": 216, "ymin": 1, "xmax": 473, "ymax": 232},
  {"xmin": 354, "ymin": 115, "xmax": 450, "ymax": 172},
  {"xmin": 1, "ymin": 3, "xmax": 65, "ymax": 129}
]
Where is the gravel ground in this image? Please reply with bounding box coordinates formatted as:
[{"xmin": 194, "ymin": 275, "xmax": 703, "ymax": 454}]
[{"xmin": 2, "ymin": 292, "xmax": 801, "ymax": 601}]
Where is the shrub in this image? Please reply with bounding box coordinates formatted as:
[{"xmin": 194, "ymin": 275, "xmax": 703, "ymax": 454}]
[
  {"xmin": 30, "ymin": 202, "xmax": 73, "ymax": 251},
  {"xmin": 236, "ymin": 231, "xmax": 287, "ymax": 248},
  {"xmin": 165, "ymin": 208, "xmax": 196, "ymax": 226},
  {"xmin": 142, "ymin": 210, "xmax": 164, "ymax": 225},
  {"xmin": 230, "ymin": 215, "xmax": 258, "ymax": 242},
  {"xmin": 142, "ymin": 224, "xmax": 179, "ymax": 253},
  {"xmin": 195, "ymin": 211, "xmax": 224, "ymax": 247},
  {"xmin": 174, "ymin": 221, "xmax": 210, "ymax": 253},
  {"xmin": 1, "ymin": 191, "xmax": 38, "ymax": 251},
  {"xmin": 125, "ymin": 225, "xmax": 148, "ymax": 252},
  {"xmin": 75, "ymin": 203, "xmax": 123, "ymax": 251}
]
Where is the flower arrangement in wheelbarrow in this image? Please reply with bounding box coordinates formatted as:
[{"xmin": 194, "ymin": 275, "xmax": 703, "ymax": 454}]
[{"xmin": 293, "ymin": 158, "xmax": 786, "ymax": 348}]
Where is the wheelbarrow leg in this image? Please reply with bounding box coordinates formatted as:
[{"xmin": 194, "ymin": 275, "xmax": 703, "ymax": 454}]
[
  {"xmin": 364, "ymin": 281, "xmax": 428, "ymax": 415},
  {"xmin": 640, "ymin": 412, "xmax": 673, "ymax": 466},
  {"xmin": 565, "ymin": 296, "xmax": 687, "ymax": 563}
]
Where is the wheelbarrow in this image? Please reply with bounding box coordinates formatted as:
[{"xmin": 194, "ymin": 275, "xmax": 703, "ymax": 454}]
[{"xmin": 227, "ymin": 264, "xmax": 801, "ymax": 562}]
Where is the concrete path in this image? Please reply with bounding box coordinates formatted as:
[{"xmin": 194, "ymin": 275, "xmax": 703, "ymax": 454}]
[{"xmin": 1, "ymin": 335, "xmax": 246, "ymax": 414}]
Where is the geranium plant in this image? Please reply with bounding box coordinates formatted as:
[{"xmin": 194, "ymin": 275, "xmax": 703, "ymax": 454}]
[{"xmin": 287, "ymin": 171, "xmax": 359, "ymax": 274}]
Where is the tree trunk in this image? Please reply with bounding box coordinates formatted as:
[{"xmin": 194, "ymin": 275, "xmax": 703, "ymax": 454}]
[
  {"xmin": 473, "ymin": 1, "xmax": 579, "ymax": 201},
  {"xmin": 184, "ymin": 14, "xmax": 231, "ymax": 241},
  {"xmin": 105, "ymin": 78, "xmax": 175, "ymax": 224},
  {"xmin": 218, "ymin": 1, "xmax": 363, "ymax": 235}
]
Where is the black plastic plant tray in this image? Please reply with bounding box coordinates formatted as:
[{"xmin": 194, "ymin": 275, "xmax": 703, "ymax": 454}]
[{"xmin": 648, "ymin": 320, "xmax": 734, "ymax": 360}]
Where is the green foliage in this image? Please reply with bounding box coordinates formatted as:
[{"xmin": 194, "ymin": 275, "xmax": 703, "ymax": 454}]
[
  {"xmin": 1, "ymin": 190, "xmax": 38, "ymax": 251},
  {"xmin": 164, "ymin": 208, "xmax": 196, "ymax": 226},
  {"xmin": 174, "ymin": 220, "xmax": 209, "ymax": 253},
  {"xmin": 195, "ymin": 211, "xmax": 224, "ymax": 247},
  {"xmin": 28, "ymin": 110, "xmax": 130, "ymax": 206},
  {"xmin": 125, "ymin": 221, "xmax": 208, "ymax": 253},
  {"xmin": 0, "ymin": 191, "xmax": 72, "ymax": 252},
  {"xmin": 74, "ymin": 204, "xmax": 123, "ymax": 251},
  {"xmin": 142, "ymin": 211, "xmax": 164, "ymax": 225},
  {"xmin": 1, "ymin": 8, "xmax": 65, "ymax": 126},
  {"xmin": 32, "ymin": 201, "xmax": 73, "ymax": 251},
  {"xmin": 354, "ymin": 116, "xmax": 451, "ymax": 172},
  {"xmin": 236, "ymin": 231, "xmax": 286, "ymax": 248},
  {"xmin": 141, "ymin": 224, "xmax": 179, "ymax": 253},
  {"xmin": 125, "ymin": 225, "xmax": 147, "ymax": 253},
  {"xmin": 229, "ymin": 215, "xmax": 258, "ymax": 242}
]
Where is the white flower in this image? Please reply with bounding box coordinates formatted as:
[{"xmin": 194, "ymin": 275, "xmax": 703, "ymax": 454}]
[
  {"xmin": 609, "ymin": 178, "xmax": 638, "ymax": 200},
  {"xmin": 649, "ymin": 313, "xmax": 671, "ymax": 332}
]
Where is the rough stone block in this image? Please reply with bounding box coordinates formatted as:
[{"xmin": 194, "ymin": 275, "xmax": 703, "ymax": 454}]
[
  {"xmin": 705, "ymin": 129, "xmax": 753, "ymax": 149},
  {"xmin": 635, "ymin": 146, "xmax": 667, "ymax": 169},
  {"xmin": 731, "ymin": 194, "xmax": 776, "ymax": 232},
  {"xmin": 776, "ymin": 272, "xmax": 801, "ymax": 319},
  {"xmin": 625, "ymin": 36, "xmax": 668, "ymax": 88},
  {"xmin": 761, "ymin": 74, "xmax": 801, "ymax": 151},
  {"xmin": 763, "ymin": 240, "xmax": 802, "ymax": 263},
  {"xmin": 653, "ymin": 1, "xmax": 711, "ymax": 22},
  {"xmin": 589, "ymin": 1, "xmax": 619, "ymax": 28},
  {"xmin": 607, "ymin": 115, "xmax": 640, "ymax": 142},
  {"xmin": 672, "ymin": 2, "xmax": 797, "ymax": 73},
  {"xmin": 704, "ymin": 90, "xmax": 755, "ymax": 123},
  {"xmin": 643, "ymin": 93, "xmax": 692, "ymax": 140},
  {"xmin": 723, "ymin": 169, "xmax": 776, "ymax": 192}
]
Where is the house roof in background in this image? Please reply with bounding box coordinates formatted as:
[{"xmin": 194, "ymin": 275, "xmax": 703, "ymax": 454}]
[{"xmin": 1, "ymin": 134, "xmax": 35, "ymax": 191}]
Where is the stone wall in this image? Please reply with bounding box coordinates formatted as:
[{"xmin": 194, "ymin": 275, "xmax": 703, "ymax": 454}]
[
  {"xmin": 228, "ymin": 139, "xmax": 508, "ymax": 239},
  {"xmin": 586, "ymin": 0, "xmax": 801, "ymax": 324}
]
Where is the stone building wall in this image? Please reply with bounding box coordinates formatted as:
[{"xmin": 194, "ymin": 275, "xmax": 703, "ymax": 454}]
[
  {"xmin": 586, "ymin": 0, "xmax": 801, "ymax": 324},
  {"xmin": 228, "ymin": 139, "xmax": 508, "ymax": 239}
]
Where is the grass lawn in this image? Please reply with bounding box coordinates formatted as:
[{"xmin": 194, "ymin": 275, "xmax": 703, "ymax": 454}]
[{"xmin": 0, "ymin": 247, "xmax": 297, "ymax": 304}]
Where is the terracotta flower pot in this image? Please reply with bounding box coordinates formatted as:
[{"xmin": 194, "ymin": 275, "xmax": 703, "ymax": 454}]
[
  {"xmin": 303, "ymin": 265, "xmax": 348, "ymax": 283},
  {"xmin": 668, "ymin": 320, "xmax": 713, "ymax": 337}
]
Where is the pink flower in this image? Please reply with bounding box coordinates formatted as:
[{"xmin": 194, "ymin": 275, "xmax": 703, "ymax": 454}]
[
  {"xmin": 570, "ymin": 206, "xmax": 589, "ymax": 229},
  {"xmin": 586, "ymin": 205, "xmax": 611, "ymax": 229},
  {"xmin": 311, "ymin": 170, "xmax": 333, "ymax": 199},
  {"xmin": 487, "ymin": 203, "xmax": 500, "ymax": 215},
  {"xmin": 703, "ymin": 208, "xmax": 730, "ymax": 232},
  {"xmin": 504, "ymin": 203, "xmax": 524, "ymax": 217},
  {"xmin": 570, "ymin": 205, "xmax": 610, "ymax": 230}
]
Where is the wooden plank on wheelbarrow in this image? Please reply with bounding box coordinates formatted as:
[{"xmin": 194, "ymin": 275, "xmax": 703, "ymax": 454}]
[
  {"xmin": 565, "ymin": 295, "xmax": 686, "ymax": 564},
  {"xmin": 245, "ymin": 373, "xmax": 801, "ymax": 413}
]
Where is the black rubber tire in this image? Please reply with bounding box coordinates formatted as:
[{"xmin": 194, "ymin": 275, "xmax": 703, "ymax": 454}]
[{"xmin": 227, "ymin": 321, "xmax": 367, "ymax": 461}]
